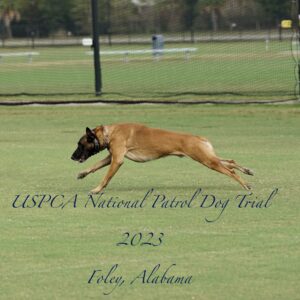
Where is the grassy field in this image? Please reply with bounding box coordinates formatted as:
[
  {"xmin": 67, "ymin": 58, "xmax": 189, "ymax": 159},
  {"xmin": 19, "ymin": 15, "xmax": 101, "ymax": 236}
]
[
  {"xmin": 0, "ymin": 40, "xmax": 296, "ymax": 102},
  {"xmin": 0, "ymin": 104, "xmax": 299, "ymax": 299}
]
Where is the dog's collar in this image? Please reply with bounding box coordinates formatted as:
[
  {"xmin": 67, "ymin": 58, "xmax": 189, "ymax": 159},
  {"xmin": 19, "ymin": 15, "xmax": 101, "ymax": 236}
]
[{"xmin": 94, "ymin": 137, "xmax": 100, "ymax": 153}]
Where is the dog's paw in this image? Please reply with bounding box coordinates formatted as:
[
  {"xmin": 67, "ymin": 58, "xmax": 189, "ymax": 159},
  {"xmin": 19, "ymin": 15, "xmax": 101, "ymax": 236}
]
[
  {"xmin": 77, "ymin": 171, "xmax": 88, "ymax": 179},
  {"xmin": 244, "ymin": 183, "xmax": 252, "ymax": 191},
  {"xmin": 90, "ymin": 187, "xmax": 102, "ymax": 194},
  {"xmin": 245, "ymin": 168, "xmax": 254, "ymax": 176}
]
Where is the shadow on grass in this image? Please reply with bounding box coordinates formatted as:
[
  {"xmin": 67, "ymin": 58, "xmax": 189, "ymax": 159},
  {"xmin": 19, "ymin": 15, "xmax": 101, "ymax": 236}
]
[{"xmin": 85, "ymin": 184, "xmax": 246, "ymax": 193}]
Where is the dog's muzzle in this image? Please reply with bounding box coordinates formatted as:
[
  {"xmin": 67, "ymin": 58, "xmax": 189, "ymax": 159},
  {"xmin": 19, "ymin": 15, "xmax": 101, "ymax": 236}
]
[{"xmin": 71, "ymin": 155, "xmax": 85, "ymax": 163}]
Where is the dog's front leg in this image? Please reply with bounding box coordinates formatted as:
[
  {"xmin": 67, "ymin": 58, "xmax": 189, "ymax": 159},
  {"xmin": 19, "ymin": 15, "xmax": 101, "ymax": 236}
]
[
  {"xmin": 90, "ymin": 153, "xmax": 125, "ymax": 194},
  {"xmin": 78, "ymin": 154, "xmax": 111, "ymax": 179}
]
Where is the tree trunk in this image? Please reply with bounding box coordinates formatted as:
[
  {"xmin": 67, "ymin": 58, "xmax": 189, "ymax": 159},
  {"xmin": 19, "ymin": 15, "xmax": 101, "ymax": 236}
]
[
  {"xmin": 4, "ymin": 18, "xmax": 13, "ymax": 38},
  {"xmin": 211, "ymin": 7, "xmax": 218, "ymax": 32}
]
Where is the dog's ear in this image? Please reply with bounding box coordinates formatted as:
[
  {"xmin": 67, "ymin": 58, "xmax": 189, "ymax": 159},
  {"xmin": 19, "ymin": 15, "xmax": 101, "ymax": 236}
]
[{"xmin": 86, "ymin": 127, "xmax": 95, "ymax": 138}]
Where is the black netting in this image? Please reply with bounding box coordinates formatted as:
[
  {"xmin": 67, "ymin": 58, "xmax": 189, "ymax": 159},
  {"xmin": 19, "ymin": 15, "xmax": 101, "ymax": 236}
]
[{"xmin": 0, "ymin": 0, "xmax": 298, "ymax": 102}]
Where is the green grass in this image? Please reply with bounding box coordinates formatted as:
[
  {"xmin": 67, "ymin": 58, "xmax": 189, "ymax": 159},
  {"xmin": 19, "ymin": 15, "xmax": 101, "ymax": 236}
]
[
  {"xmin": 0, "ymin": 104, "xmax": 299, "ymax": 299},
  {"xmin": 0, "ymin": 40, "xmax": 296, "ymax": 102}
]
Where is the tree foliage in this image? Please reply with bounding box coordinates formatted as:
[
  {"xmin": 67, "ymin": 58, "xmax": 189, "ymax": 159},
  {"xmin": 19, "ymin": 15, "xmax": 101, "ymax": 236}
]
[
  {"xmin": 255, "ymin": 0, "xmax": 290, "ymax": 20},
  {"xmin": 0, "ymin": 0, "xmax": 294, "ymax": 38}
]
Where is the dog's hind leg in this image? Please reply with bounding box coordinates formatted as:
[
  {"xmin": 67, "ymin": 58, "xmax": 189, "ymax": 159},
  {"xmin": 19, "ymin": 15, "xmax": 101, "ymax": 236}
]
[
  {"xmin": 185, "ymin": 138, "xmax": 251, "ymax": 190},
  {"xmin": 220, "ymin": 159, "xmax": 254, "ymax": 176},
  {"xmin": 208, "ymin": 159, "xmax": 252, "ymax": 190},
  {"xmin": 77, "ymin": 154, "xmax": 111, "ymax": 179}
]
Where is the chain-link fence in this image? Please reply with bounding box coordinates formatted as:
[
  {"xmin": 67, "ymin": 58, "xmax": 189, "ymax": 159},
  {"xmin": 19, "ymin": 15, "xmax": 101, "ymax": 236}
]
[{"xmin": 0, "ymin": 0, "xmax": 298, "ymax": 102}]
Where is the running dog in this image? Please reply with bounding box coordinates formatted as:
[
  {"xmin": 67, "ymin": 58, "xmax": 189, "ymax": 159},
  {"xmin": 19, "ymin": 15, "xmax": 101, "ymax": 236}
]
[{"xmin": 71, "ymin": 123, "xmax": 253, "ymax": 194}]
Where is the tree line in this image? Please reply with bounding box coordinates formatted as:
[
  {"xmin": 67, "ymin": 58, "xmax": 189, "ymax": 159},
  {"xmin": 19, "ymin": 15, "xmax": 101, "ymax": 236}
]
[{"xmin": 0, "ymin": 0, "xmax": 291, "ymax": 39}]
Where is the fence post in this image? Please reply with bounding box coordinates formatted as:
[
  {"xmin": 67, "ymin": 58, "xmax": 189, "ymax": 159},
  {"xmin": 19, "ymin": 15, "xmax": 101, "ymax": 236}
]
[{"xmin": 91, "ymin": 0, "xmax": 102, "ymax": 96}]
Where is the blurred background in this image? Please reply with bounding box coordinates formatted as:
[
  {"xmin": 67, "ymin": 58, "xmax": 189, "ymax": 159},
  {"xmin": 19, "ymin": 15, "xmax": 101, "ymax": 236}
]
[{"xmin": 0, "ymin": 0, "xmax": 298, "ymax": 102}]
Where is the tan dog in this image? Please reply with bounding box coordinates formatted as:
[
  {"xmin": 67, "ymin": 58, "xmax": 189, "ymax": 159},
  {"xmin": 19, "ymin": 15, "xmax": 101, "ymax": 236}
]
[{"xmin": 71, "ymin": 123, "xmax": 253, "ymax": 194}]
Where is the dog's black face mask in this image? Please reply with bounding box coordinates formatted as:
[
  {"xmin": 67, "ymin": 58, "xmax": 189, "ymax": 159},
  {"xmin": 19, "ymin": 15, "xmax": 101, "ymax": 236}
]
[{"xmin": 71, "ymin": 127, "xmax": 100, "ymax": 163}]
